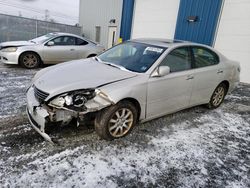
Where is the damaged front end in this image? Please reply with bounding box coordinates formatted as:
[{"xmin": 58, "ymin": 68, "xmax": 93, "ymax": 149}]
[{"xmin": 26, "ymin": 85, "xmax": 113, "ymax": 143}]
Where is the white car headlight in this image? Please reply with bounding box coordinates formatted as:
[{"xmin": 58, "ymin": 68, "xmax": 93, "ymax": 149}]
[
  {"xmin": 49, "ymin": 89, "xmax": 96, "ymax": 109},
  {"xmin": 1, "ymin": 47, "xmax": 17, "ymax": 52},
  {"xmin": 50, "ymin": 97, "xmax": 66, "ymax": 107}
]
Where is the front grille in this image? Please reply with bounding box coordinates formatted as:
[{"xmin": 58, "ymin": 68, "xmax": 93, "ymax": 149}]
[{"xmin": 34, "ymin": 86, "xmax": 49, "ymax": 102}]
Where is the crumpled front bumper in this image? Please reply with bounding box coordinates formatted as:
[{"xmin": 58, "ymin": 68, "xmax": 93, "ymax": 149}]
[
  {"xmin": 26, "ymin": 86, "xmax": 114, "ymax": 143},
  {"xmin": 26, "ymin": 86, "xmax": 53, "ymax": 143},
  {"xmin": 26, "ymin": 108, "xmax": 53, "ymax": 143}
]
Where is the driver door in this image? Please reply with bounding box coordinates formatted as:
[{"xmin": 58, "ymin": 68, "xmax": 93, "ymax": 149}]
[
  {"xmin": 42, "ymin": 36, "xmax": 78, "ymax": 63},
  {"xmin": 146, "ymin": 47, "xmax": 195, "ymax": 119}
]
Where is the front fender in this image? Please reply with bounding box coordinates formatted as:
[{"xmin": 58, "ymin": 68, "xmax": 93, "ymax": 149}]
[{"xmin": 97, "ymin": 75, "xmax": 148, "ymax": 120}]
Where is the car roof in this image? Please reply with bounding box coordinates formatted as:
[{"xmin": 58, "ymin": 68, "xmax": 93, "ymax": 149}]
[
  {"xmin": 130, "ymin": 38, "xmax": 227, "ymax": 61},
  {"xmin": 49, "ymin": 32, "xmax": 81, "ymax": 38},
  {"xmin": 130, "ymin": 38, "xmax": 206, "ymax": 48}
]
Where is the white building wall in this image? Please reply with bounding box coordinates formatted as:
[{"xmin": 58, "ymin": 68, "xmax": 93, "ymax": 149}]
[
  {"xmin": 79, "ymin": 0, "xmax": 123, "ymax": 49},
  {"xmin": 214, "ymin": 0, "xmax": 250, "ymax": 83},
  {"xmin": 131, "ymin": 0, "xmax": 180, "ymax": 39}
]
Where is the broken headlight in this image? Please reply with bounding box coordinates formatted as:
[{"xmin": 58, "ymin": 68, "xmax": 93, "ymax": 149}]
[{"xmin": 49, "ymin": 89, "xmax": 96, "ymax": 111}]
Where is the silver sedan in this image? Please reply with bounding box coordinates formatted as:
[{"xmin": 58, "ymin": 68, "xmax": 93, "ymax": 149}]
[
  {"xmin": 26, "ymin": 39, "xmax": 240, "ymax": 142},
  {"xmin": 0, "ymin": 32, "xmax": 105, "ymax": 68}
]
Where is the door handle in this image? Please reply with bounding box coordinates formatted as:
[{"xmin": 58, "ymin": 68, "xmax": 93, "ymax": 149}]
[
  {"xmin": 70, "ymin": 49, "xmax": 75, "ymax": 51},
  {"xmin": 186, "ymin": 75, "xmax": 194, "ymax": 80},
  {"xmin": 217, "ymin": 70, "xmax": 223, "ymax": 74}
]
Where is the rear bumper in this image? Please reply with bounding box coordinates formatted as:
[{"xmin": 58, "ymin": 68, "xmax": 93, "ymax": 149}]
[
  {"xmin": 0, "ymin": 51, "xmax": 19, "ymax": 65},
  {"xmin": 228, "ymin": 81, "xmax": 239, "ymax": 93}
]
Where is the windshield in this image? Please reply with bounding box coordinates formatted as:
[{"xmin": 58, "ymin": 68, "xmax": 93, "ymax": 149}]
[
  {"xmin": 98, "ymin": 42, "xmax": 166, "ymax": 73},
  {"xmin": 30, "ymin": 33, "xmax": 57, "ymax": 44}
]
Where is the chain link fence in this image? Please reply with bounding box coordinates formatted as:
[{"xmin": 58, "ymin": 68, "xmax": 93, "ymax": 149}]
[{"xmin": 0, "ymin": 14, "xmax": 82, "ymax": 42}]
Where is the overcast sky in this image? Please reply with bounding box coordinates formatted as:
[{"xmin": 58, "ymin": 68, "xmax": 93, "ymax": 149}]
[{"xmin": 0, "ymin": 0, "xmax": 79, "ymax": 25}]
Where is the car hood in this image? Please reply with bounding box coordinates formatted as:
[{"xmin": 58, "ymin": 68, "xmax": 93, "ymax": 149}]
[
  {"xmin": 34, "ymin": 59, "xmax": 137, "ymax": 98},
  {"xmin": 0, "ymin": 41, "xmax": 35, "ymax": 48}
]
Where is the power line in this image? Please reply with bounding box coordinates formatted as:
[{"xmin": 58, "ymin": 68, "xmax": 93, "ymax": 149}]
[
  {"xmin": 0, "ymin": 0, "xmax": 78, "ymax": 19},
  {"xmin": 0, "ymin": 0, "xmax": 78, "ymax": 21},
  {"xmin": 7, "ymin": 0, "xmax": 78, "ymax": 18}
]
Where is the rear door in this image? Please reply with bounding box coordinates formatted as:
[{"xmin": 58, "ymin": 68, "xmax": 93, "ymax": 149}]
[
  {"xmin": 42, "ymin": 36, "xmax": 78, "ymax": 63},
  {"xmin": 189, "ymin": 46, "xmax": 224, "ymax": 105},
  {"xmin": 74, "ymin": 38, "xmax": 92, "ymax": 59},
  {"xmin": 147, "ymin": 47, "xmax": 195, "ymax": 119}
]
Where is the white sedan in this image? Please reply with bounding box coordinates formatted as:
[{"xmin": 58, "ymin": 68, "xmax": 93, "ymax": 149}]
[
  {"xmin": 0, "ymin": 32, "xmax": 104, "ymax": 69},
  {"xmin": 26, "ymin": 39, "xmax": 240, "ymax": 142}
]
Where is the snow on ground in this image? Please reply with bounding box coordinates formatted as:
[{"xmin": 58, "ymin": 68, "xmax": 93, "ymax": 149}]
[{"xmin": 0, "ymin": 63, "xmax": 249, "ymax": 187}]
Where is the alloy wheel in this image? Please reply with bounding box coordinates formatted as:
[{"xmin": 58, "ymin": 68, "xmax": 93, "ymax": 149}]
[
  {"xmin": 23, "ymin": 54, "xmax": 38, "ymax": 68},
  {"xmin": 212, "ymin": 86, "xmax": 225, "ymax": 106},
  {"xmin": 108, "ymin": 108, "xmax": 134, "ymax": 138}
]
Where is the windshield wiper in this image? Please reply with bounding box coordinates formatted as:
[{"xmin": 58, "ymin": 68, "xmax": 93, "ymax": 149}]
[
  {"xmin": 104, "ymin": 63, "xmax": 121, "ymax": 69},
  {"xmin": 94, "ymin": 56, "xmax": 102, "ymax": 62},
  {"xmin": 94, "ymin": 57, "xmax": 130, "ymax": 72},
  {"xmin": 103, "ymin": 62, "xmax": 131, "ymax": 71}
]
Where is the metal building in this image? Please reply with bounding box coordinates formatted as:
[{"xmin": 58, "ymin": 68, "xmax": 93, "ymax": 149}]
[
  {"xmin": 79, "ymin": 0, "xmax": 123, "ymax": 49},
  {"xmin": 79, "ymin": 0, "xmax": 250, "ymax": 83}
]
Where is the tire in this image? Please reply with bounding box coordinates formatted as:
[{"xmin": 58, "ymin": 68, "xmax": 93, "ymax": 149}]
[
  {"xmin": 95, "ymin": 101, "xmax": 138, "ymax": 140},
  {"xmin": 19, "ymin": 52, "xmax": 41, "ymax": 69},
  {"xmin": 207, "ymin": 83, "xmax": 227, "ymax": 109}
]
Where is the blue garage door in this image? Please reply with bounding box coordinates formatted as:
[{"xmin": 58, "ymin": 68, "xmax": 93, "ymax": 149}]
[
  {"xmin": 120, "ymin": 0, "xmax": 135, "ymax": 41},
  {"xmin": 174, "ymin": 0, "xmax": 223, "ymax": 46}
]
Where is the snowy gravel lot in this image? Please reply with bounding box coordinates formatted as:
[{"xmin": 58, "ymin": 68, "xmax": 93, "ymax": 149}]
[{"xmin": 0, "ymin": 63, "xmax": 249, "ymax": 188}]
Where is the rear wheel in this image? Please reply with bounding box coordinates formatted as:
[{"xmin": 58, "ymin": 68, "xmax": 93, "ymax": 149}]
[
  {"xmin": 207, "ymin": 83, "xmax": 227, "ymax": 109},
  {"xmin": 19, "ymin": 52, "xmax": 41, "ymax": 69},
  {"xmin": 95, "ymin": 101, "xmax": 138, "ymax": 140}
]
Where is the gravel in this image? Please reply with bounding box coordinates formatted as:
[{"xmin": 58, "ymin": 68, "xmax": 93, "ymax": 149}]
[{"xmin": 0, "ymin": 63, "xmax": 249, "ymax": 188}]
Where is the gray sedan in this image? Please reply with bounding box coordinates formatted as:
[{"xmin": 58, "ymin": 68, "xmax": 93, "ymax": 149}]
[
  {"xmin": 0, "ymin": 32, "xmax": 104, "ymax": 68},
  {"xmin": 26, "ymin": 39, "xmax": 240, "ymax": 142}
]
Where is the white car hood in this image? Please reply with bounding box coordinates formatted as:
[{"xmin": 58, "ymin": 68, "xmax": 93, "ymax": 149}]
[
  {"xmin": 0, "ymin": 41, "xmax": 35, "ymax": 48},
  {"xmin": 34, "ymin": 59, "xmax": 137, "ymax": 98}
]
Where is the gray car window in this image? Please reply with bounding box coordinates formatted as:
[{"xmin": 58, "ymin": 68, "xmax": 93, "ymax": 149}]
[
  {"xmin": 30, "ymin": 33, "xmax": 56, "ymax": 44},
  {"xmin": 76, "ymin": 38, "xmax": 88, "ymax": 45},
  {"xmin": 51, "ymin": 36, "xmax": 76, "ymax": 46},
  {"xmin": 192, "ymin": 47, "xmax": 219, "ymax": 68},
  {"xmin": 160, "ymin": 47, "xmax": 191, "ymax": 72}
]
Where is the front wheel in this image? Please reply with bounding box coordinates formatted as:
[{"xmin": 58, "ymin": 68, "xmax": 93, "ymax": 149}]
[
  {"xmin": 19, "ymin": 52, "xmax": 41, "ymax": 69},
  {"xmin": 95, "ymin": 101, "xmax": 138, "ymax": 140},
  {"xmin": 207, "ymin": 83, "xmax": 227, "ymax": 109}
]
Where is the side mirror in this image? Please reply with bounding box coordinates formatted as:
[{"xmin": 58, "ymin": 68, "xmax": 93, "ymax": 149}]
[
  {"xmin": 151, "ymin": 66, "xmax": 170, "ymax": 77},
  {"xmin": 46, "ymin": 41, "xmax": 54, "ymax": 46}
]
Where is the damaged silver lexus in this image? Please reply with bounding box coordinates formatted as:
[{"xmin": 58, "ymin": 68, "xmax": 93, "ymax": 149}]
[{"xmin": 26, "ymin": 39, "xmax": 240, "ymax": 142}]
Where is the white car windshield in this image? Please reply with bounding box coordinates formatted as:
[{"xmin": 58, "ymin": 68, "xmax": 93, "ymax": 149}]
[
  {"xmin": 98, "ymin": 42, "xmax": 166, "ymax": 73},
  {"xmin": 30, "ymin": 33, "xmax": 57, "ymax": 44}
]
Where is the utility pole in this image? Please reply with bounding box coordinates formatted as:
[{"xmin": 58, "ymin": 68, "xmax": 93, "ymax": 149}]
[{"xmin": 45, "ymin": 9, "xmax": 49, "ymax": 21}]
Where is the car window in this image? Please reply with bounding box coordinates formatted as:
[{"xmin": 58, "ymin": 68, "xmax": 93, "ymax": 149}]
[
  {"xmin": 160, "ymin": 47, "xmax": 191, "ymax": 72},
  {"xmin": 76, "ymin": 38, "xmax": 88, "ymax": 45},
  {"xmin": 99, "ymin": 42, "xmax": 166, "ymax": 73},
  {"xmin": 192, "ymin": 47, "xmax": 219, "ymax": 68},
  {"xmin": 51, "ymin": 36, "xmax": 76, "ymax": 46},
  {"xmin": 30, "ymin": 33, "xmax": 57, "ymax": 44},
  {"xmin": 105, "ymin": 43, "xmax": 137, "ymax": 59}
]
